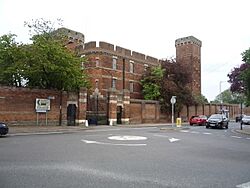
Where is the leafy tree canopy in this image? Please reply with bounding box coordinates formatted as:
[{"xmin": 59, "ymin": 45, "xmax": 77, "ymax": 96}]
[
  {"xmin": 228, "ymin": 47, "xmax": 250, "ymax": 105},
  {"xmin": 141, "ymin": 59, "xmax": 201, "ymax": 113},
  {"xmin": 0, "ymin": 18, "xmax": 89, "ymax": 91},
  {"xmin": 0, "ymin": 34, "xmax": 25, "ymax": 87},
  {"xmin": 212, "ymin": 89, "xmax": 245, "ymax": 104}
]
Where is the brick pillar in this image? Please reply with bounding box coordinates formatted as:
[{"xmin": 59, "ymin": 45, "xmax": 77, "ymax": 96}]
[
  {"xmin": 155, "ymin": 101, "xmax": 160, "ymax": 122},
  {"xmin": 77, "ymin": 88, "xmax": 87, "ymax": 126},
  {"xmin": 108, "ymin": 89, "xmax": 117, "ymax": 125},
  {"xmin": 141, "ymin": 101, "xmax": 146, "ymax": 123},
  {"xmin": 122, "ymin": 89, "xmax": 130, "ymax": 124}
]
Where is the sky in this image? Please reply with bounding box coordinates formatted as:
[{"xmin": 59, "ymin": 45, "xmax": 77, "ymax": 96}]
[{"xmin": 0, "ymin": 0, "xmax": 249, "ymax": 102}]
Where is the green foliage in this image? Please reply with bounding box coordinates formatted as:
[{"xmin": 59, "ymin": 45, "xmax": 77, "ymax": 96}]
[
  {"xmin": 228, "ymin": 47, "xmax": 250, "ymax": 106},
  {"xmin": 0, "ymin": 18, "xmax": 89, "ymax": 91},
  {"xmin": 212, "ymin": 89, "xmax": 245, "ymax": 104},
  {"xmin": 141, "ymin": 59, "xmax": 196, "ymax": 113},
  {"xmin": 141, "ymin": 66, "xmax": 164, "ymax": 100},
  {"xmin": 0, "ymin": 34, "xmax": 25, "ymax": 87},
  {"xmin": 193, "ymin": 94, "xmax": 208, "ymax": 104}
]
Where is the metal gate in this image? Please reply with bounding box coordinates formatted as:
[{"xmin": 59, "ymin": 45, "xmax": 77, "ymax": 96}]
[
  {"xmin": 67, "ymin": 104, "xmax": 76, "ymax": 126},
  {"xmin": 117, "ymin": 106, "xmax": 122, "ymax": 124},
  {"xmin": 86, "ymin": 91, "xmax": 108, "ymax": 125}
]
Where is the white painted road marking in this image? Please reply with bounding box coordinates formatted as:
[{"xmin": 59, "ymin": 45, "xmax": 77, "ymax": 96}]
[
  {"xmin": 153, "ymin": 135, "xmax": 180, "ymax": 143},
  {"xmin": 169, "ymin": 138, "xmax": 180, "ymax": 143},
  {"xmin": 190, "ymin": 131, "xmax": 200, "ymax": 134},
  {"xmin": 81, "ymin": 139, "xmax": 146, "ymax": 146},
  {"xmin": 236, "ymin": 181, "xmax": 250, "ymax": 188},
  {"xmin": 108, "ymin": 135, "xmax": 147, "ymax": 141},
  {"xmin": 231, "ymin": 136, "xmax": 242, "ymax": 139},
  {"xmin": 203, "ymin": 132, "xmax": 212, "ymax": 135},
  {"xmin": 153, "ymin": 134, "xmax": 169, "ymax": 138},
  {"xmin": 180, "ymin": 130, "xmax": 189, "ymax": 133}
]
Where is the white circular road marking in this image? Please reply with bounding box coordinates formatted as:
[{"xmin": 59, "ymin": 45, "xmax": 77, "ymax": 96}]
[{"xmin": 108, "ymin": 135, "xmax": 147, "ymax": 141}]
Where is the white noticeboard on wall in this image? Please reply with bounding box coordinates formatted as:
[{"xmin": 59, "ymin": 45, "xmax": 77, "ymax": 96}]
[{"xmin": 35, "ymin": 98, "xmax": 50, "ymax": 113}]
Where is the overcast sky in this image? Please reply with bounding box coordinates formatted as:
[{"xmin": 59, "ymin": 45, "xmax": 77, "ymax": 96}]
[{"xmin": 1, "ymin": 0, "xmax": 249, "ymax": 101}]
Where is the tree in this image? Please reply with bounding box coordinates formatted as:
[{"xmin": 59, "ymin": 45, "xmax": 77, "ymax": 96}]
[
  {"xmin": 141, "ymin": 66, "xmax": 164, "ymax": 100},
  {"xmin": 0, "ymin": 18, "xmax": 89, "ymax": 91},
  {"xmin": 193, "ymin": 94, "xmax": 208, "ymax": 104},
  {"xmin": 141, "ymin": 59, "xmax": 196, "ymax": 114},
  {"xmin": 0, "ymin": 34, "xmax": 25, "ymax": 87},
  {"xmin": 212, "ymin": 89, "xmax": 245, "ymax": 104},
  {"xmin": 228, "ymin": 48, "xmax": 250, "ymax": 105},
  {"xmin": 23, "ymin": 19, "xmax": 89, "ymax": 91}
]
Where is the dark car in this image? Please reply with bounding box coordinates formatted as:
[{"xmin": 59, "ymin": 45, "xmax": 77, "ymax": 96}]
[
  {"xmin": 206, "ymin": 114, "xmax": 228, "ymax": 129},
  {"xmin": 236, "ymin": 114, "xmax": 245, "ymax": 122},
  {"xmin": 241, "ymin": 115, "xmax": 250, "ymax": 125},
  {"xmin": 0, "ymin": 122, "xmax": 9, "ymax": 135},
  {"xmin": 189, "ymin": 115, "xmax": 207, "ymax": 126}
]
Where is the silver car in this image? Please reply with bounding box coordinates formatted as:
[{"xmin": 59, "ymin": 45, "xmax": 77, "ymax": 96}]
[{"xmin": 241, "ymin": 115, "xmax": 250, "ymax": 125}]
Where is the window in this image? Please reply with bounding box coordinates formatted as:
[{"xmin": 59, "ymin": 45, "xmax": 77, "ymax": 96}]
[
  {"xmin": 129, "ymin": 61, "xmax": 134, "ymax": 73},
  {"xmin": 95, "ymin": 57, "xmax": 99, "ymax": 67},
  {"xmin": 144, "ymin": 64, "xmax": 149, "ymax": 71},
  {"xmin": 112, "ymin": 56, "xmax": 117, "ymax": 70},
  {"xmin": 129, "ymin": 81, "xmax": 134, "ymax": 92},
  {"xmin": 112, "ymin": 78, "xmax": 116, "ymax": 89}
]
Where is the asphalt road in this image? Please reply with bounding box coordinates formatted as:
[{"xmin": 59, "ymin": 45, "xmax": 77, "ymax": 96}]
[{"xmin": 0, "ymin": 123, "xmax": 250, "ymax": 188}]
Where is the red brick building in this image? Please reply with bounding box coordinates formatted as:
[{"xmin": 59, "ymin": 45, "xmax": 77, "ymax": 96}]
[
  {"xmin": 57, "ymin": 28, "xmax": 203, "ymax": 125},
  {"xmin": 0, "ymin": 28, "xmax": 206, "ymax": 126},
  {"xmin": 58, "ymin": 28, "xmax": 202, "ymax": 98}
]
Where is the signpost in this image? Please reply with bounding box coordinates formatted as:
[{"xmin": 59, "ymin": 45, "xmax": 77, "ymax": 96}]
[
  {"xmin": 170, "ymin": 96, "xmax": 176, "ymax": 127},
  {"xmin": 35, "ymin": 99, "xmax": 50, "ymax": 126}
]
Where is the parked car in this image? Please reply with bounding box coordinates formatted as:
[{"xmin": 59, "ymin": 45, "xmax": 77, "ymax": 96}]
[
  {"xmin": 0, "ymin": 122, "xmax": 9, "ymax": 135},
  {"xmin": 236, "ymin": 114, "xmax": 245, "ymax": 122},
  {"xmin": 241, "ymin": 115, "xmax": 250, "ymax": 125},
  {"xmin": 189, "ymin": 115, "xmax": 207, "ymax": 126},
  {"xmin": 206, "ymin": 114, "xmax": 229, "ymax": 129}
]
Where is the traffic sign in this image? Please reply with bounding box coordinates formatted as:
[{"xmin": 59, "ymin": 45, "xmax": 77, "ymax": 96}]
[{"xmin": 170, "ymin": 96, "xmax": 176, "ymax": 104}]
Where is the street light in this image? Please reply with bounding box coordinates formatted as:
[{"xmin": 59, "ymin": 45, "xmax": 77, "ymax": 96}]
[
  {"xmin": 219, "ymin": 81, "xmax": 227, "ymax": 110},
  {"xmin": 170, "ymin": 96, "xmax": 176, "ymax": 127}
]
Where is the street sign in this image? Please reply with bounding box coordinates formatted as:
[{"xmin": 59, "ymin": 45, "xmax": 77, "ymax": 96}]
[
  {"xmin": 35, "ymin": 98, "xmax": 50, "ymax": 113},
  {"xmin": 170, "ymin": 96, "xmax": 176, "ymax": 104}
]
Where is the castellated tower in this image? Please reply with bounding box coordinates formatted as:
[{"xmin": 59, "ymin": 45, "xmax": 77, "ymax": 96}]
[{"xmin": 175, "ymin": 36, "xmax": 202, "ymax": 95}]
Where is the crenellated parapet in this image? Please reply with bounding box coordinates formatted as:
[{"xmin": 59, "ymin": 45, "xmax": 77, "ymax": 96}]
[
  {"xmin": 175, "ymin": 36, "xmax": 202, "ymax": 47},
  {"xmin": 83, "ymin": 41, "xmax": 160, "ymax": 66}
]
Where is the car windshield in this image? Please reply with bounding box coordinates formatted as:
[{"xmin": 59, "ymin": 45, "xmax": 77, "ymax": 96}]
[
  {"xmin": 243, "ymin": 116, "xmax": 250, "ymax": 119},
  {"xmin": 209, "ymin": 114, "xmax": 222, "ymax": 119}
]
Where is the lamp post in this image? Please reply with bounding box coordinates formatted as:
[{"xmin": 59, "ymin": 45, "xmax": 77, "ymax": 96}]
[
  {"xmin": 170, "ymin": 96, "xmax": 176, "ymax": 127},
  {"xmin": 219, "ymin": 81, "xmax": 227, "ymax": 111}
]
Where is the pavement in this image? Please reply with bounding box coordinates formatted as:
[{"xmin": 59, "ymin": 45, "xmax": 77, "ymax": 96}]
[{"xmin": 4, "ymin": 122, "xmax": 250, "ymax": 136}]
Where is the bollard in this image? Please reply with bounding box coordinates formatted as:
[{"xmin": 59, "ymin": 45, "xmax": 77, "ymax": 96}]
[{"xmin": 176, "ymin": 118, "xmax": 182, "ymax": 127}]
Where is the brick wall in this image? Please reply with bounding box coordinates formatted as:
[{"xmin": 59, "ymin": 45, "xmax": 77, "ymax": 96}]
[
  {"xmin": 179, "ymin": 103, "xmax": 241, "ymax": 121},
  {"xmin": 0, "ymin": 86, "xmax": 87, "ymax": 126},
  {"xmin": 130, "ymin": 99, "xmax": 160, "ymax": 124}
]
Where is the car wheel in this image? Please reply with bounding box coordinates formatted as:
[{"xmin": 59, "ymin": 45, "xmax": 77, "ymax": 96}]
[{"xmin": 206, "ymin": 125, "xmax": 209, "ymax": 129}]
